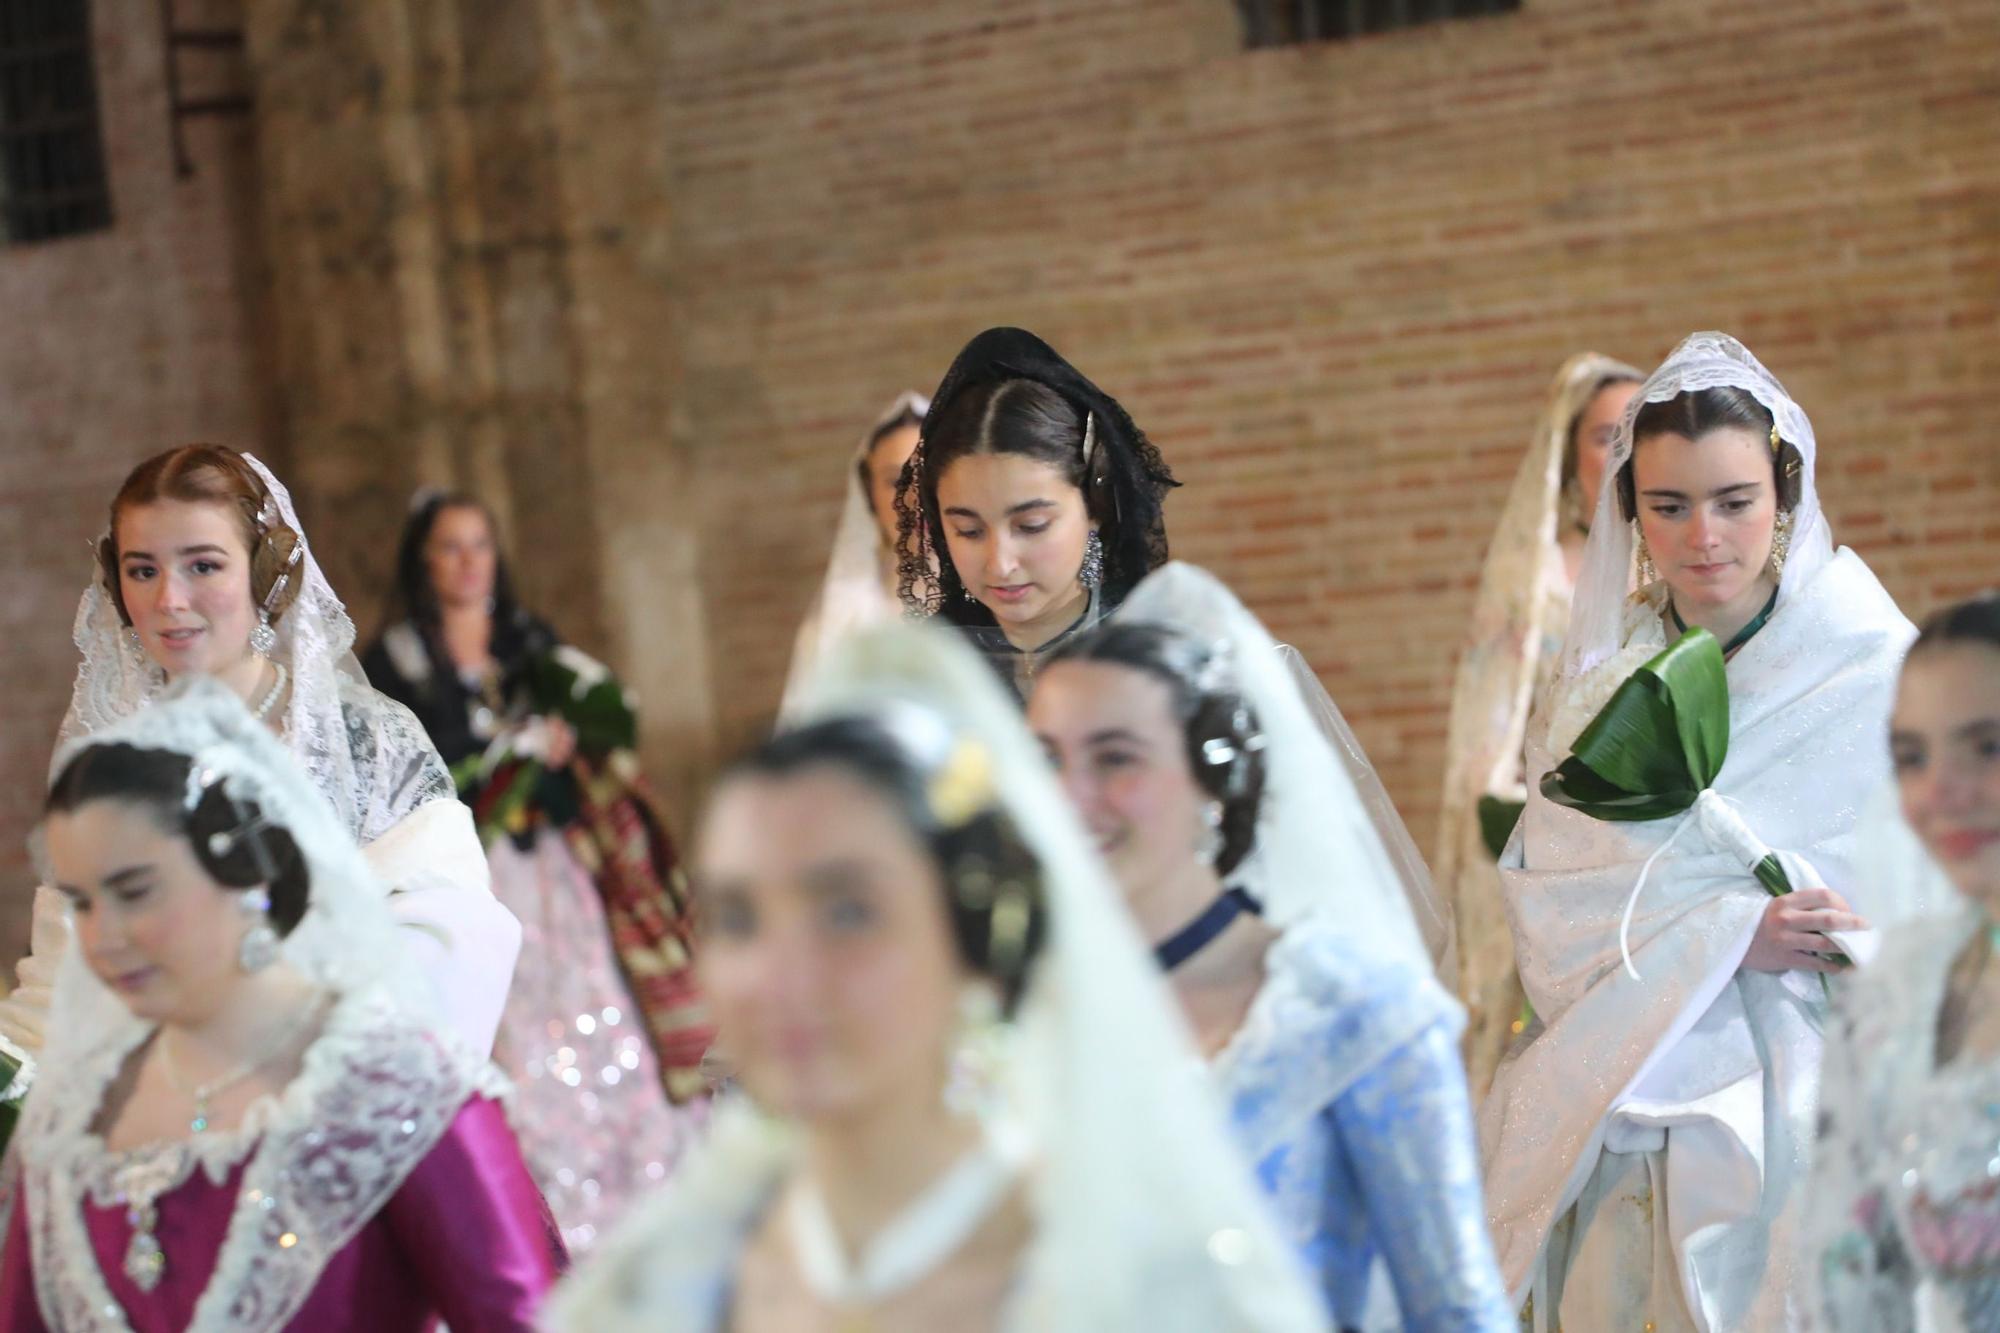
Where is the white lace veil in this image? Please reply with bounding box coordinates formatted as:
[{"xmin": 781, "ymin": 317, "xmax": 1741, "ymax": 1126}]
[
  {"xmin": 57, "ymin": 454, "xmax": 372, "ymax": 835},
  {"xmin": 1117, "ymin": 563, "xmax": 1439, "ymax": 969},
  {"xmin": 1562, "ymin": 332, "xmax": 1835, "ymax": 681},
  {"xmin": 23, "ymin": 679, "xmax": 492, "ymax": 1333},
  {"xmin": 780, "ymin": 392, "xmax": 929, "ymax": 714},
  {"xmin": 34, "ymin": 677, "xmax": 442, "ymax": 1065},
  {"xmin": 552, "ymin": 620, "xmax": 1329, "ymax": 1331}
]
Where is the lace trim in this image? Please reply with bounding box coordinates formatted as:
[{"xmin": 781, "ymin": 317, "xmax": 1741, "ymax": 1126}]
[
  {"xmin": 1542, "ymin": 586, "xmax": 1668, "ymax": 759},
  {"xmin": 25, "ymin": 988, "xmax": 476, "ymax": 1332}
]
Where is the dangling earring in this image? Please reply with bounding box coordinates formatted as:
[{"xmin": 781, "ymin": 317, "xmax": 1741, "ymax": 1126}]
[
  {"xmin": 1196, "ymin": 800, "xmax": 1225, "ymax": 867},
  {"xmin": 942, "ymin": 982, "xmax": 1009, "ymax": 1122},
  {"xmin": 1633, "ymin": 521, "xmax": 1658, "ymax": 586},
  {"xmin": 124, "ymin": 625, "xmax": 145, "ymax": 656},
  {"xmin": 249, "ymin": 608, "xmax": 277, "ymax": 657},
  {"xmin": 1078, "ymin": 530, "xmax": 1105, "ymax": 591},
  {"xmin": 237, "ymin": 886, "xmax": 280, "ymax": 973},
  {"xmin": 1770, "ymin": 508, "xmax": 1793, "ymax": 577}
]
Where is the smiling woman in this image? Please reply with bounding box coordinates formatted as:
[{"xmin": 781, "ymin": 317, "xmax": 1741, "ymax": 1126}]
[
  {"xmin": 896, "ymin": 327, "xmax": 1178, "ymax": 699},
  {"xmin": 0, "ymin": 445, "xmax": 519, "ymax": 1065}
]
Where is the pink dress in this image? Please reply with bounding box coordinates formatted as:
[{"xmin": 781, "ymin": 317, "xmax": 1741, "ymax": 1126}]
[{"xmin": 0, "ymin": 994, "xmax": 564, "ymax": 1331}]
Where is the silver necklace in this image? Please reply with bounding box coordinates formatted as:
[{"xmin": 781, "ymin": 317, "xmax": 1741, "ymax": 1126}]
[
  {"xmin": 158, "ymin": 991, "xmax": 323, "ymax": 1135},
  {"xmin": 122, "ymin": 994, "xmax": 325, "ymax": 1292}
]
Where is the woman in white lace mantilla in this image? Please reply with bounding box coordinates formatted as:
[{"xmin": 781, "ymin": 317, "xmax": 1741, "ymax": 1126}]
[
  {"xmin": 0, "ymin": 678, "xmax": 562, "ymax": 1331},
  {"xmin": 0, "ymin": 446, "xmax": 519, "ymax": 1059},
  {"xmin": 1805, "ymin": 592, "xmax": 2000, "ymax": 1332},
  {"xmin": 780, "ymin": 391, "xmax": 928, "ymax": 715},
  {"xmin": 1478, "ymin": 333, "xmax": 1918, "ymax": 1330},
  {"xmin": 1437, "ymin": 353, "xmax": 1641, "ymax": 1104},
  {"xmin": 548, "ymin": 620, "xmax": 1330, "ymax": 1332}
]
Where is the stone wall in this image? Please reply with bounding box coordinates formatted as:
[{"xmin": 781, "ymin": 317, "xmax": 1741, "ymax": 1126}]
[{"xmin": 0, "ymin": 0, "xmax": 274, "ymax": 965}]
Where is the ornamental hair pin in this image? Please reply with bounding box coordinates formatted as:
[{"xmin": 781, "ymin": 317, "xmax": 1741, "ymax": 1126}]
[
  {"xmin": 259, "ymin": 539, "xmax": 307, "ymax": 615},
  {"xmin": 1768, "ymin": 423, "xmax": 1781, "ymax": 456},
  {"xmin": 1081, "ymin": 411, "xmax": 1103, "ymax": 487},
  {"xmin": 926, "ymin": 737, "xmax": 995, "ymax": 829},
  {"xmin": 183, "ymin": 763, "xmax": 225, "ymax": 813},
  {"xmin": 1192, "ymin": 637, "xmax": 1237, "ymax": 697}
]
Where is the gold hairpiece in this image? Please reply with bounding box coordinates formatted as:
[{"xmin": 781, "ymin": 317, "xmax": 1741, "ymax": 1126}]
[
  {"xmin": 1769, "ymin": 422, "xmax": 1781, "ymax": 456},
  {"xmin": 927, "ymin": 737, "xmax": 995, "ymax": 829}
]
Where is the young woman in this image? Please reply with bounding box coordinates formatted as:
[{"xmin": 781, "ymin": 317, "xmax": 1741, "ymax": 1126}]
[
  {"xmin": 363, "ymin": 491, "xmax": 708, "ymax": 1252},
  {"xmin": 1436, "ymin": 353, "xmax": 1642, "ymax": 1102},
  {"xmin": 1480, "ymin": 333, "xmax": 1918, "ymax": 1329},
  {"xmin": 781, "ymin": 391, "xmax": 928, "ymax": 712},
  {"xmin": 0, "ymin": 446, "xmax": 516, "ymax": 1058},
  {"xmin": 0, "ymin": 679, "xmax": 562, "ymax": 1330},
  {"xmin": 1808, "ymin": 592, "xmax": 2000, "ymax": 1330},
  {"xmin": 1031, "ymin": 563, "xmax": 1511, "ymax": 1331},
  {"xmin": 549, "ymin": 621, "xmax": 1329, "ymax": 1332},
  {"xmin": 896, "ymin": 327, "xmax": 1177, "ymax": 698}
]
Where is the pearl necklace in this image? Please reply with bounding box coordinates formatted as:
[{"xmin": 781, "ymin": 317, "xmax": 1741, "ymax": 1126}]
[
  {"xmin": 250, "ymin": 662, "xmax": 289, "ymax": 722},
  {"xmin": 785, "ymin": 1120, "xmax": 1031, "ymax": 1315}
]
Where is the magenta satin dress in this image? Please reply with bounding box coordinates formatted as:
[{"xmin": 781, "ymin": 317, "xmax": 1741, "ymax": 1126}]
[{"xmin": 0, "ymin": 1096, "xmax": 563, "ymax": 1331}]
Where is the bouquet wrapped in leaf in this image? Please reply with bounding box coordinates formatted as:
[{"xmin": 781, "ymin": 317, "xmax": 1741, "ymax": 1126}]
[
  {"xmin": 1540, "ymin": 626, "xmax": 1849, "ymax": 980},
  {"xmin": 452, "ymin": 645, "xmax": 639, "ymax": 847}
]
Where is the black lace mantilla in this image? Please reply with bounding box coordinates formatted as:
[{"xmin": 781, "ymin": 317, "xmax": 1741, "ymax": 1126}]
[{"xmin": 894, "ymin": 327, "xmax": 1178, "ymax": 625}]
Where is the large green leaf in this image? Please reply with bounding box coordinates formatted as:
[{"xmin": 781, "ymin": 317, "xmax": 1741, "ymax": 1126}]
[
  {"xmin": 1541, "ymin": 760, "xmax": 1699, "ymax": 821},
  {"xmin": 1651, "ymin": 628, "xmax": 1731, "ymax": 787},
  {"xmin": 1566, "ymin": 669, "xmax": 1691, "ymax": 795},
  {"xmin": 1541, "ymin": 628, "xmax": 1730, "ymax": 821}
]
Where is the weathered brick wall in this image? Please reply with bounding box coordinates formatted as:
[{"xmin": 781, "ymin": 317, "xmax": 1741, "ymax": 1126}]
[
  {"xmin": 0, "ymin": 0, "xmax": 274, "ymax": 966},
  {"xmin": 241, "ymin": 0, "xmax": 717, "ymax": 812},
  {"xmin": 663, "ymin": 0, "xmax": 2000, "ymax": 856}
]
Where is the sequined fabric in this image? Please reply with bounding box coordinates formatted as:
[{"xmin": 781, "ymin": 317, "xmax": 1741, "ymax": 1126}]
[
  {"xmin": 1809, "ymin": 904, "xmax": 2000, "ymax": 1333},
  {"xmin": 1215, "ymin": 917, "xmax": 1514, "ymax": 1331},
  {"xmin": 487, "ymin": 829, "xmax": 702, "ymax": 1254},
  {"xmin": 1479, "ymin": 547, "xmax": 1917, "ymax": 1326}
]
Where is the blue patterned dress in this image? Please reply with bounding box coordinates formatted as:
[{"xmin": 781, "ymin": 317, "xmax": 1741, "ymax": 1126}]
[{"xmin": 1216, "ymin": 915, "xmax": 1514, "ymax": 1331}]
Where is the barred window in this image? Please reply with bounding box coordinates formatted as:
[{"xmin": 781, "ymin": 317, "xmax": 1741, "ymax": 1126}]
[
  {"xmin": 0, "ymin": 0, "xmax": 113, "ymax": 244},
  {"xmin": 1238, "ymin": 0, "xmax": 1520, "ymax": 48}
]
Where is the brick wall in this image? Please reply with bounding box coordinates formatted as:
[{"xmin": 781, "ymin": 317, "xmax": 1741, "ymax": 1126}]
[
  {"xmin": 661, "ymin": 0, "xmax": 2000, "ymax": 856},
  {"xmin": 0, "ymin": 0, "xmax": 273, "ymax": 966},
  {"xmin": 241, "ymin": 0, "xmax": 718, "ymax": 814}
]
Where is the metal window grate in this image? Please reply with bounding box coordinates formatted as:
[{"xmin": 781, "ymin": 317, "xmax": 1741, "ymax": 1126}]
[
  {"xmin": 1238, "ymin": 0, "xmax": 1520, "ymax": 48},
  {"xmin": 0, "ymin": 0, "xmax": 113, "ymax": 244}
]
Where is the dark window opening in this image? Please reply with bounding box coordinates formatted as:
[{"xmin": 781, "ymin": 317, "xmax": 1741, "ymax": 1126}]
[
  {"xmin": 1, "ymin": 0, "xmax": 114, "ymax": 244},
  {"xmin": 1238, "ymin": 0, "xmax": 1520, "ymax": 48}
]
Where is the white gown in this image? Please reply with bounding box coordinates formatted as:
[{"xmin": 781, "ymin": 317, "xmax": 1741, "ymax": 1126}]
[{"xmin": 1479, "ymin": 549, "xmax": 1914, "ymax": 1331}]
